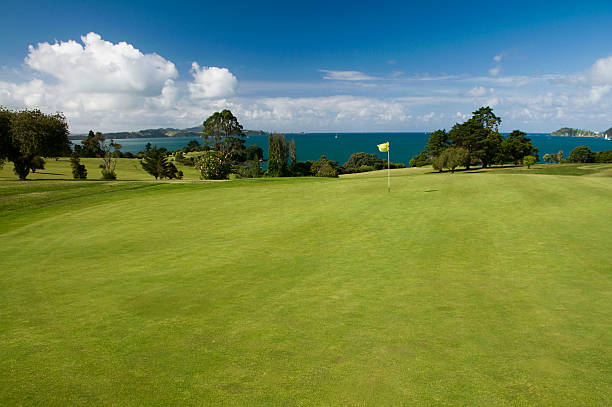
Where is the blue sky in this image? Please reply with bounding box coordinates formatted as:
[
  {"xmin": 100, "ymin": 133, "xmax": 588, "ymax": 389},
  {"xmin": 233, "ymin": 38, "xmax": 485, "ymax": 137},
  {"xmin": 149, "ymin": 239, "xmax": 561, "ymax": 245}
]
[{"xmin": 1, "ymin": 0, "xmax": 612, "ymax": 133}]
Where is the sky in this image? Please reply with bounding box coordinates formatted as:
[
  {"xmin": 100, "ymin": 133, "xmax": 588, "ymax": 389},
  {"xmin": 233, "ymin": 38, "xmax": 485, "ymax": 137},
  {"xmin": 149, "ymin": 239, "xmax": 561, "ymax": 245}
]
[{"xmin": 1, "ymin": 0, "xmax": 612, "ymax": 133}]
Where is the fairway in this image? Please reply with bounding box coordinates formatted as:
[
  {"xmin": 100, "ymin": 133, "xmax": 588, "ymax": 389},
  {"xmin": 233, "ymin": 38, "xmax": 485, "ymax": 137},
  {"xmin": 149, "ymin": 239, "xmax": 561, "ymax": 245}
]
[{"xmin": 1, "ymin": 169, "xmax": 611, "ymax": 405}]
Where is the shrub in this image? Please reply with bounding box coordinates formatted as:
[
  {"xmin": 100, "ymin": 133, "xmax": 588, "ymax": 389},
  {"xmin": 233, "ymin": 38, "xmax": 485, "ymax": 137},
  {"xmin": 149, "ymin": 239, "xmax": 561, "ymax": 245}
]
[
  {"xmin": 409, "ymin": 150, "xmax": 432, "ymax": 167},
  {"xmin": 29, "ymin": 156, "xmax": 45, "ymax": 173},
  {"xmin": 70, "ymin": 152, "xmax": 87, "ymax": 179},
  {"xmin": 523, "ymin": 155, "xmax": 536, "ymax": 169},
  {"xmin": 310, "ymin": 155, "xmax": 338, "ymax": 177},
  {"xmin": 594, "ymin": 150, "xmax": 612, "ymax": 163},
  {"xmin": 567, "ymin": 146, "xmax": 594, "ymax": 163},
  {"xmin": 101, "ymin": 169, "xmax": 117, "ymax": 180},
  {"xmin": 195, "ymin": 151, "xmax": 232, "ymax": 180}
]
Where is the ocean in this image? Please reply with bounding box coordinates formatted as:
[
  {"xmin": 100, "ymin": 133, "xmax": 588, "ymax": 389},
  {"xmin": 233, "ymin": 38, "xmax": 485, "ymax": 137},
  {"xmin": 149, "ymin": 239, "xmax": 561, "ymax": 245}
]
[{"xmin": 98, "ymin": 133, "xmax": 612, "ymax": 165}]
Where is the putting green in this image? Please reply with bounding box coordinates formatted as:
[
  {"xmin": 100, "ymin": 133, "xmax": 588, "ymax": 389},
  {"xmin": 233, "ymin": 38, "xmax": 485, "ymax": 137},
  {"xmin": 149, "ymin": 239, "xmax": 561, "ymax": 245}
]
[{"xmin": 1, "ymin": 169, "xmax": 611, "ymax": 405}]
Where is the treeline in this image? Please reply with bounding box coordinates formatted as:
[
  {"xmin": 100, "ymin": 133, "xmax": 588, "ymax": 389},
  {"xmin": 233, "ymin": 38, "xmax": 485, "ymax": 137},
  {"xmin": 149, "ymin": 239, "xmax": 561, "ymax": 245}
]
[
  {"xmin": 410, "ymin": 107, "xmax": 538, "ymax": 172},
  {"xmin": 563, "ymin": 146, "xmax": 612, "ymax": 163}
]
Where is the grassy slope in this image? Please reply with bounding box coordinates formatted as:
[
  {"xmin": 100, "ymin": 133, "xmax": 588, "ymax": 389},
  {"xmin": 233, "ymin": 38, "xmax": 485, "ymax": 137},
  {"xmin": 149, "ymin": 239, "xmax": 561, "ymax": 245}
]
[{"xmin": 0, "ymin": 168, "xmax": 611, "ymax": 405}]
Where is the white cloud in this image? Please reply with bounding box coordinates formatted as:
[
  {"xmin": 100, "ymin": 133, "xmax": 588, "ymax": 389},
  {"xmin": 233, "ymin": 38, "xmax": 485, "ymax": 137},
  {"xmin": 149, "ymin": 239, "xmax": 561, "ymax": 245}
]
[
  {"xmin": 25, "ymin": 32, "xmax": 177, "ymax": 95},
  {"xmin": 489, "ymin": 67, "xmax": 501, "ymax": 76},
  {"xmin": 590, "ymin": 55, "xmax": 612, "ymax": 84},
  {"xmin": 468, "ymin": 86, "xmax": 487, "ymax": 97},
  {"xmin": 319, "ymin": 70, "xmax": 380, "ymax": 81},
  {"xmin": 493, "ymin": 54, "xmax": 503, "ymax": 63},
  {"xmin": 188, "ymin": 63, "xmax": 237, "ymax": 99}
]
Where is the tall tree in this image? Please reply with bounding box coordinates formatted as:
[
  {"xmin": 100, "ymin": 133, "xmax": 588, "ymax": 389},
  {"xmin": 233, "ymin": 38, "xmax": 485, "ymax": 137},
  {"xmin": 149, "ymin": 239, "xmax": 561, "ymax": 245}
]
[
  {"xmin": 472, "ymin": 106, "xmax": 501, "ymax": 131},
  {"xmin": 202, "ymin": 109, "xmax": 246, "ymax": 156},
  {"xmin": 0, "ymin": 108, "xmax": 71, "ymax": 179},
  {"xmin": 75, "ymin": 130, "xmax": 105, "ymax": 158},
  {"xmin": 425, "ymin": 129, "xmax": 450, "ymax": 158},
  {"xmin": 289, "ymin": 138, "xmax": 297, "ymax": 169},
  {"xmin": 267, "ymin": 133, "xmax": 289, "ymax": 177},
  {"xmin": 504, "ymin": 130, "xmax": 538, "ymax": 165},
  {"xmin": 141, "ymin": 146, "xmax": 182, "ymax": 179}
]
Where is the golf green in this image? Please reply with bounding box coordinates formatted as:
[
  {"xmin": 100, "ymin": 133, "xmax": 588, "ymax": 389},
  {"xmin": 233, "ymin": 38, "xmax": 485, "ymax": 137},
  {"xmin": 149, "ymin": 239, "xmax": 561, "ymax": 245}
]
[{"xmin": 1, "ymin": 168, "xmax": 611, "ymax": 405}]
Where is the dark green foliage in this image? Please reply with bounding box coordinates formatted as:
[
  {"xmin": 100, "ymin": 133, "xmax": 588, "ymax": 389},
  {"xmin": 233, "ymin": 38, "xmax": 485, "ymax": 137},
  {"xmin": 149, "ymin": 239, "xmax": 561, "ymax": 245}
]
[
  {"xmin": 235, "ymin": 159, "xmax": 262, "ymax": 178},
  {"xmin": 195, "ymin": 150, "xmax": 232, "ymax": 180},
  {"xmin": 425, "ymin": 129, "xmax": 450, "ymax": 158},
  {"xmin": 141, "ymin": 146, "xmax": 183, "ymax": 179},
  {"xmin": 75, "ymin": 130, "xmax": 105, "ymax": 158},
  {"xmin": 504, "ymin": 130, "xmax": 538, "ymax": 165},
  {"xmin": 409, "ymin": 150, "xmax": 432, "ymax": 167},
  {"xmin": 29, "ymin": 156, "xmax": 45, "ymax": 173},
  {"xmin": 0, "ymin": 108, "xmax": 71, "ymax": 179},
  {"xmin": 567, "ymin": 146, "xmax": 594, "ymax": 163},
  {"xmin": 310, "ymin": 155, "xmax": 339, "ymax": 177},
  {"xmin": 343, "ymin": 152, "xmax": 405, "ymax": 173},
  {"xmin": 202, "ymin": 109, "xmax": 245, "ymax": 155},
  {"xmin": 267, "ymin": 133, "xmax": 290, "ymax": 177},
  {"xmin": 472, "ymin": 106, "xmax": 501, "ymax": 131},
  {"xmin": 245, "ymin": 145, "xmax": 263, "ymax": 161},
  {"xmin": 184, "ymin": 139, "xmax": 203, "ymax": 153},
  {"xmin": 292, "ymin": 161, "xmax": 313, "ymax": 176},
  {"xmin": 432, "ymin": 147, "xmax": 470, "ymax": 173},
  {"xmin": 70, "ymin": 152, "xmax": 87, "ymax": 179},
  {"xmin": 594, "ymin": 150, "xmax": 612, "ymax": 163}
]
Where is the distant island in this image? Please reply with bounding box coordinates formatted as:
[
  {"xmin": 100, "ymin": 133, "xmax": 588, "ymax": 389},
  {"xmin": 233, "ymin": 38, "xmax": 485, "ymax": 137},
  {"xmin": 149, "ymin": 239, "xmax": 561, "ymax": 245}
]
[
  {"xmin": 69, "ymin": 126, "xmax": 266, "ymax": 140},
  {"xmin": 551, "ymin": 127, "xmax": 611, "ymax": 138}
]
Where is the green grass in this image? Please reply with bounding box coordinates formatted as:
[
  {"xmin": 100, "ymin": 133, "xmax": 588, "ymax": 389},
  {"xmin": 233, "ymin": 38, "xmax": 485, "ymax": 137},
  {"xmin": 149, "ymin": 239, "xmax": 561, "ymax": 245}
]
[{"xmin": 1, "ymin": 167, "xmax": 611, "ymax": 405}]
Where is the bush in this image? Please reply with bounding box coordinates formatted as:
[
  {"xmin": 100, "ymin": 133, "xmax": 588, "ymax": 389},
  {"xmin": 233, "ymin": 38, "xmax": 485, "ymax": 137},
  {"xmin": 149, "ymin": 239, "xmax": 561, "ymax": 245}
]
[
  {"xmin": 195, "ymin": 151, "xmax": 232, "ymax": 180},
  {"xmin": 29, "ymin": 156, "xmax": 45, "ymax": 173},
  {"xmin": 409, "ymin": 150, "xmax": 432, "ymax": 167},
  {"xmin": 70, "ymin": 152, "xmax": 87, "ymax": 179},
  {"xmin": 235, "ymin": 159, "xmax": 261, "ymax": 178},
  {"xmin": 292, "ymin": 161, "xmax": 313, "ymax": 176},
  {"xmin": 101, "ymin": 169, "xmax": 117, "ymax": 180},
  {"xmin": 523, "ymin": 155, "xmax": 536, "ymax": 169},
  {"xmin": 310, "ymin": 155, "xmax": 338, "ymax": 177},
  {"xmin": 432, "ymin": 147, "xmax": 470, "ymax": 173},
  {"xmin": 567, "ymin": 146, "xmax": 594, "ymax": 163},
  {"xmin": 594, "ymin": 150, "xmax": 612, "ymax": 163}
]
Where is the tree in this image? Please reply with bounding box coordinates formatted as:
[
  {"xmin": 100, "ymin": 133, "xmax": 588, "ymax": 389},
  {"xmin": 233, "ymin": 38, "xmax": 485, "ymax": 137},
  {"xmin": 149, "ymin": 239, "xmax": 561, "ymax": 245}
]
[
  {"xmin": 523, "ymin": 155, "xmax": 536, "ymax": 169},
  {"xmin": 75, "ymin": 130, "xmax": 105, "ymax": 158},
  {"xmin": 310, "ymin": 155, "xmax": 338, "ymax": 177},
  {"xmin": 70, "ymin": 152, "xmax": 87, "ymax": 179},
  {"xmin": 245, "ymin": 145, "xmax": 263, "ymax": 162},
  {"xmin": 141, "ymin": 146, "xmax": 182, "ymax": 179},
  {"xmin": 409, "ymin": 150, "xmax": 432, "ymax": 167},
  {"xmin": 425, "ymin": 129, "xmax": 450, "ymax": 158},
  {"xmin": 202, "ymin": 109, "xmax": 246, "ymax": 156},
  {"xmin": 432, "ymin": 147, "xmax": 470, "ymax": 173},
  {"xmin": 289, "ymin": 138, "xmax": 297, "ymax": 169},
  {"xmin": 100, "ymin": 138, "xmax": 117, "ymax": 180},
  {"xmin": 567, "ymin": 146, "xmax": 594, "ymax": 163},
  {"xmin": 472, "ymin": 106, "xmax": 501, "ymax": 131},
  {"xmin": 0, "ymin": 108, "xmax": 71, "ymax": 180},
  {"xmin": 29, "ymin": 156, "xmax": 45, "ymax": 173},
  {"xmin": 554, "ymin": 150, "xmax": 564, "ymax": 163},
  {"xmin": 448, "ymin": 118, "xmax": 486, "ymax": 169},
  {"xmin": 542, "ymin": 153, "xmax": 552, "ymax": 164},
  {"xmin": 267, "ymin": 132, "xmax": 290, "ymax": 177},
  {"xmin": 195, "ymin": 150, "xmax": 232, "ymax": 180},
  {"xmin": 504, "ymin": 130, "xmax": 538, "ymax": 165}
]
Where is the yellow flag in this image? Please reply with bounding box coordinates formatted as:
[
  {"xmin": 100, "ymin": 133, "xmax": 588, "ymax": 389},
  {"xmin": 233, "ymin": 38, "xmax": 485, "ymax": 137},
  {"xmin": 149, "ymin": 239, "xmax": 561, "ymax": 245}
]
[{"xmin": 377, "ymin": 141, "xmax": 389, "ymax": 152}]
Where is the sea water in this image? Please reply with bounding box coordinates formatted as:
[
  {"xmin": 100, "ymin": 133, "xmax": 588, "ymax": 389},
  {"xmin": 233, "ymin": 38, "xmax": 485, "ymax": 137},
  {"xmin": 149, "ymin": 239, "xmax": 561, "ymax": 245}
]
[{"xmin": 97, "ymin": 133, "xmax": 611, "ymax": 165}]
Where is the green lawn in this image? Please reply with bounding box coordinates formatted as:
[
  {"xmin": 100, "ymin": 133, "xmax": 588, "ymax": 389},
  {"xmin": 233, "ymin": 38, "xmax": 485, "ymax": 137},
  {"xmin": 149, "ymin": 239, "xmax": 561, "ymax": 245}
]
[{"xmin": 0, "ymin": 166, "xmax": 611, "ymax": 405}]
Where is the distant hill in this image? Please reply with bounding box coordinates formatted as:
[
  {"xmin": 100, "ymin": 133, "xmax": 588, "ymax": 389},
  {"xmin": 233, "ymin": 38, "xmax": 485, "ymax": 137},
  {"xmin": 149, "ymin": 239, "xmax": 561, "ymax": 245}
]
[
  {"xmin": 551, "ymin": 127, "xmax": 604, "ymax": 137},
  {"xmin": 69, "ymin": 126, "xmax": 266, "ymax": 140}
]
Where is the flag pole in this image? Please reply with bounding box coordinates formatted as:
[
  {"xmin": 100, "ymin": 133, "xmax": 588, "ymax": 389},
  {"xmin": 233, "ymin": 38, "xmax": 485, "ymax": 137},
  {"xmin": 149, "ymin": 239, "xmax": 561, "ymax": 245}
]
[{"xmin": 387, "ymin": 147, "xmax": 390, "ymax": 193}]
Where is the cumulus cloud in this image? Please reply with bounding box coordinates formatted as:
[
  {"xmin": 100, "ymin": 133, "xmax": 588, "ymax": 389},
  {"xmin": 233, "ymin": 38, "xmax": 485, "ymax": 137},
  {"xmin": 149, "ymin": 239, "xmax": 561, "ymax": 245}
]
[
  {"xmin": 493, "ymin": 54, "xmax": 503, "ymax": 62},
  {"xmin": 319, "ymin": 70, "xmax": 380, "ymax": 81},
  {"xmin": 25, "ymin": 32, "xmax": 177, "ymax": 95},
  {"xmin": 188, "ymin": 63, "xmax": 237, "ymax": 98},
  {"xmin": 489, "ymin": 67, "xmax": 501, "ymax": 76}
]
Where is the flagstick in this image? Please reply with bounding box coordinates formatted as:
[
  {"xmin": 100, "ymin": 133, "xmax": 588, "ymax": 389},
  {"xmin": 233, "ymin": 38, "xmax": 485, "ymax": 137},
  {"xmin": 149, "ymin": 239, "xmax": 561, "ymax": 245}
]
[{"xmin": 387, "ymin": 148, "xmax": 390, "ymax": 193}]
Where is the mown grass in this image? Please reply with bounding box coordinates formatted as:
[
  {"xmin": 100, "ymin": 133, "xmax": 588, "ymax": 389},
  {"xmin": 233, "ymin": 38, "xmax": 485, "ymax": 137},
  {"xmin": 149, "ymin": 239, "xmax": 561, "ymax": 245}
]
[{"xmin": 0, "ymin": 167, "xmax": 611, "ymax": 405}]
